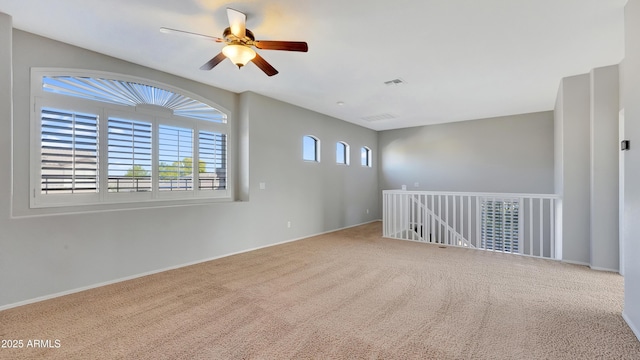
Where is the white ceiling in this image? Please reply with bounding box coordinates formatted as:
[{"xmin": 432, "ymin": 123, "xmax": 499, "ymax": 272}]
[{"xmin": 0, "ymin": 0, "xmax": 627, "ymax": 130}]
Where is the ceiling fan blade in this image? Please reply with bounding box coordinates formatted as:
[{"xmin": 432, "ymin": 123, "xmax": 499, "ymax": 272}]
[
  {"xmin": 160, "ymin": 27, "xmax": 223, "ymax": 42},
  {"xmin": 254, "ymin": 41, "xmax": 308, "ymax": 52},
  {"xmin": 251, "ymin": 53, "xmax": 279, "ymax": 76},
  {"xmin": 200, "ymin": 52, "xmax": 227, "ymax": 70},
  {"xmin": 227, "ymin": 8, "xmax": 246, "ymax": 38}
]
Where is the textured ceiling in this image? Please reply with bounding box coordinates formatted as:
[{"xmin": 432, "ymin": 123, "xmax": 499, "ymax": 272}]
[{"xmin": 0, "ymin": 0, "xmax": 627, "ymax": 130}]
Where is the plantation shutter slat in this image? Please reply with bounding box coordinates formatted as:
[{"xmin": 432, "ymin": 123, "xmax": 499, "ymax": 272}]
[
  {"xmin": 35, "ymin": 74, "xmax": 230, "ymax": 207},
  {"xmin": 107, "ymin": 117, "xmax": 152, "ymax": 193},
  {"xmin": 198, "ymin": 131, "xmax": 226, "ymax": 190},
  {"xmin": 40, "ymin": 108, "xmax": 99, "ymax": 194},
  {"xmin": 158, "ymin": 125, "xmax": 194, "ymax": 191}
]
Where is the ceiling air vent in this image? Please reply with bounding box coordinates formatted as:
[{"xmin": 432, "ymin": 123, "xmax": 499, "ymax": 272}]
[
  {"xmin": 384, "ymin": 78, "xmax": 405, "ymax": 86},
  {"xmin": 361, "ymin": 113, "xmax": 396, "ymax": 122}
]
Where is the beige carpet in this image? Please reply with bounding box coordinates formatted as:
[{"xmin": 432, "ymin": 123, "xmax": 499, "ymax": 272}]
[{"xmin": 1, "ymin": 221, "xmax": 639, "ymax": 359}]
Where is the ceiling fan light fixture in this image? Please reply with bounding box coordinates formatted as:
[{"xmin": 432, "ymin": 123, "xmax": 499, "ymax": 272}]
[
  {"xmin": 222, "ymin": 44, "xmax": 256, "ymax": 68},
  {"xmin": 166, "ymin": 8, "xmax": 307, "ymax": 76}
]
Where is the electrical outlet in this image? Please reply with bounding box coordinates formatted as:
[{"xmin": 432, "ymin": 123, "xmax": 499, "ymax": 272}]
[
  {"xmin": 414, "ymin": 182, "xmax": 420, "ymax": 187},
  {"xmin": 287, "ymin": 221, "xmax": 291, "ymax": 228},
  {"xmin": 366, "ymin": 209, "xmax": 370, "ymax": 214}
]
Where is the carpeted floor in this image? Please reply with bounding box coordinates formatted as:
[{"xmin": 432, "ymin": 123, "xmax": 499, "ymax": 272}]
[{"xmin": 1, "ymin": 221, "xmax": 639, "ymax": 359}]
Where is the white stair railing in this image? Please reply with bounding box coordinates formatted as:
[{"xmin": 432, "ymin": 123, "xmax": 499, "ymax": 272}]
[
  {"xmin": 409, "ymin": 195, "xmax": 473, "ymax": 248},
  {"xmin": 382, "ymin": 190, "xmax": 561, "ymax": 260}
]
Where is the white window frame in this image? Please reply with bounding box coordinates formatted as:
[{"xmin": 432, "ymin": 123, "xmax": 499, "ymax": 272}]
[
  {"xmin": 361, "ymin": 146, "xmax": 372, "ymax": 167},
  {"xmin": 336, "ymin": 141, "xmax": 350, "ymax": 165},
  {"xmin": 303, "ymin": 135, "xmax": 320, "ymax": 162},
  {"xmin": 104, "ymin": 108, "xmax": 156, "ymax": 202},
  {"xmin": 157, "ymin": 122, "xmax": 195, "ymax": 194},
  {"xmin": 30, "ymin": 68, "xmax": 231, "ymax": 208},
  {"xmin": 32, "ymin": 97, "xmax": 103, "ymax": 206}
]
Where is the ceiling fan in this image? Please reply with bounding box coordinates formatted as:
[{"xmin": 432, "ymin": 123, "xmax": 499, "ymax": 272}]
[{"xmin": 160, "ymin": 8, "xmax": 308, "ymax": 76}]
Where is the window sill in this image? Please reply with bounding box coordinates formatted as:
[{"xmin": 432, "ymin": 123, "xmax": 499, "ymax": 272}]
[{"xmin": 17, "ymin": 195, "xmax": 238, "ymax": 218}]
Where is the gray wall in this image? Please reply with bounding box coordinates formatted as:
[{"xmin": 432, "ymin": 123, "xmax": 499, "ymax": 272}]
[
  {"xmin": 0, "ymin": 15, "xmax": 11, "ymax": 261},
  {"xmin": 622, "ymin": 0, "xmax": 640, "ymax": 340},
  {"xmin": 554, "ymin": 74, "xmax": 591, "ymax": 265},
  {"xmin": 242, "ymin": 91, "xmax": 379, "ymax": 233},
  {"xmin": 0, "ymin": 21, "xmax": 379, "ymax": 308},
  {"xmin": 378, "ymin": 112, "xmax": 555, "ymax": 194},
  {"xmin": 554, "ymin": 66, "xmax": 621, "ymax": 271},
  {"xmin": 590, "ymin": 65, "xmax": 619, "ymax": 272}
]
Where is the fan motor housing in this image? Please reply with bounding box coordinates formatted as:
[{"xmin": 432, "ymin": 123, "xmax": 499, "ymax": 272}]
[{"xmin": 223, "ymin": 27, "xmax": 255, "ymax": 45}]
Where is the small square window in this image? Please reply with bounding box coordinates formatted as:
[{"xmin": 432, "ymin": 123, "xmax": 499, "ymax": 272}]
[
  {"xmin": 336, "ymin": 141, "xmax": 350, "ymax": 165},
  {"xmin": 303, "ymin": 135, "xmax": 320, "ymax": 162},
  {"xmin": 361, "ymin": 146, "xmax": 372, "ymax": 167}
]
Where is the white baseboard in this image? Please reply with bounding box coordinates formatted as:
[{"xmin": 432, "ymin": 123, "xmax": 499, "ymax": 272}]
[
  {"xmin": 563, "ymin": 261, "xmax": 620, "ymax": 273},
  {"xmin": 0, "ymin": 220, "xmax": 381, "ymax": 312},
  {"xmin": 590, "ymin": 265, "xmax": 620, "ymax": 273},
  {"xmin": 561, "ymin": 259, "xmax": 590, "ymax": 267},
  {"xmin": 623, "ymin": 311, "xmax": 640, "ymax": 342}
]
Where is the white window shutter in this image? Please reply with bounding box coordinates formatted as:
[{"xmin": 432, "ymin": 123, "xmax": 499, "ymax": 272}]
[{"xmin": 40, "ymin": 108, "xmax": 99, "ymax": 194}]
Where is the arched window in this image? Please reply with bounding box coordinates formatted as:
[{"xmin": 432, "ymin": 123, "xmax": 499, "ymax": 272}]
[
  {"xmin": 31, "ymin": 69, "xmax": 230, "ymax": 208},
  {"xmin": 361, "ymin": 146, "xmax": 372, "ymax": 167},
  {"xmin": 303, "ymin": 135, "xmax": 320, "ymax": 162},
  {"xmin": 336, "ymin": 141, "xmax": 350, "ymax": 165}
]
